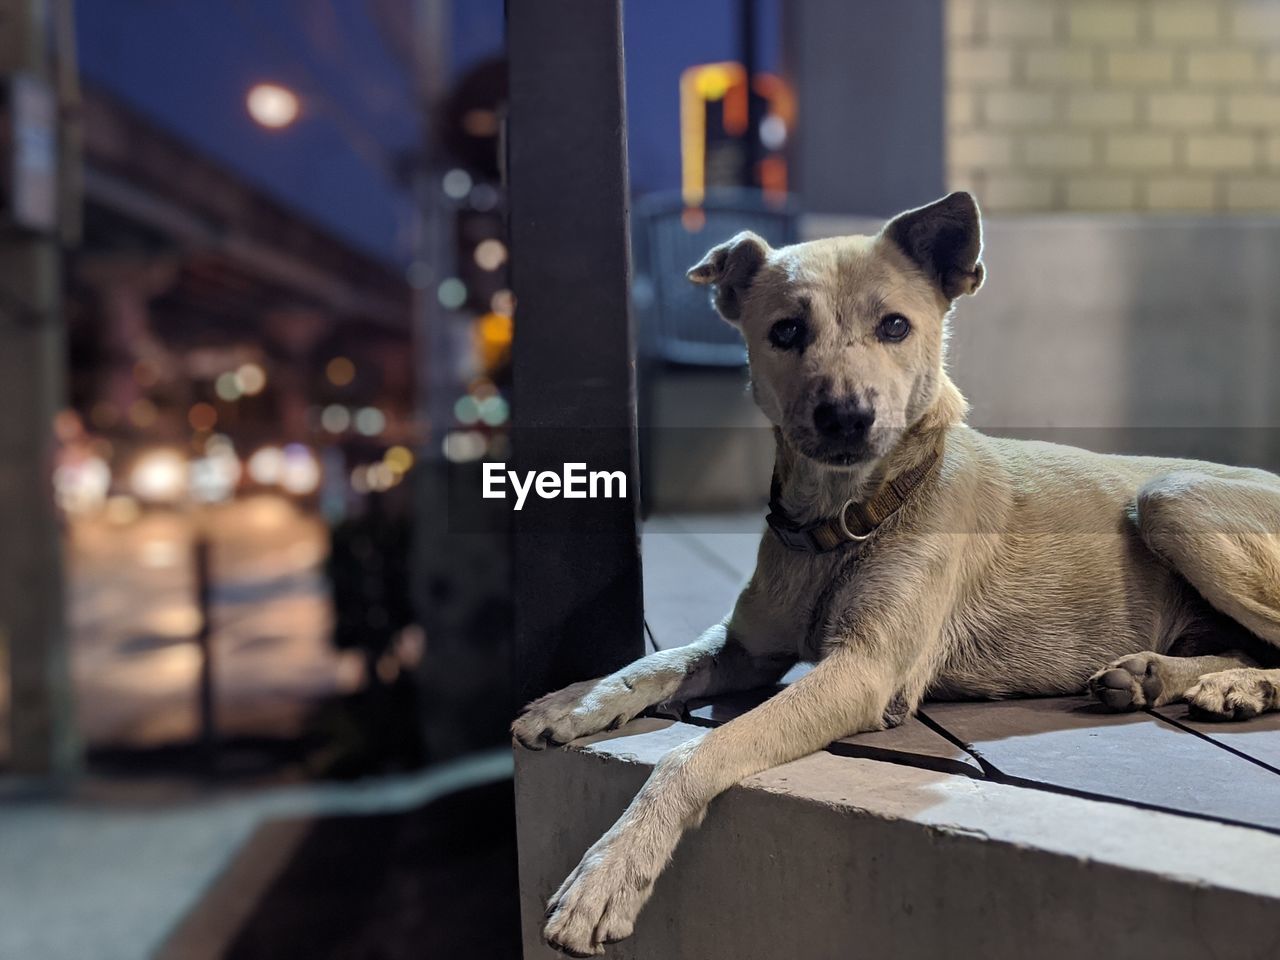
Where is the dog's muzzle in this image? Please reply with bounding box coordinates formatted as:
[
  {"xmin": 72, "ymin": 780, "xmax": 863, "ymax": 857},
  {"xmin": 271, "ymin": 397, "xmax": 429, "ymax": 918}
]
[{"xmin": 807, "ymin": 397, "xmax": 876, "ymax": 464}]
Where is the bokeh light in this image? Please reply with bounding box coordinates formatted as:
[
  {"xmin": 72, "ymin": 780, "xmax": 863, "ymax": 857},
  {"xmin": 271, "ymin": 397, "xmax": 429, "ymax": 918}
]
[
  {"xmin": 478, "ymin": 395, "xmax": 509, "ymax": 426},
  {"xmin": 437, "ymin": 278, "xmax": 467, "ymax": 309},
  {"xmin": 473, "ymin": 239, "xmax": 508, "ymax": 271},
  {"xmin": 247, "ymin": 83, "xmax": 300, "ymax": 129},
  {"xmin": 280, "ymin": 444, "xmax": 321, "ymax": 495},
  {"xmin": 442, "ymin": 168, "xmax": 473, "ymax": 200},
  {"xmin": 189, "ymin": 443, "xmax": 242, "ymax": 503},
  {"xmin": 454, "ymin": 395, "xmax": 480, "ymax": 425},
  {"xmin": 490, "ymin": 289, "xmax": 515, "ymax": 316},
  {"xmin": 326, "ymin": 356, "xmax": 356, "ymax": 387},
  {"xmin": 247, "ymin": 445, "xmax": 285, "ymax": 485},
  {"xmin": 130, "ymin": 449, "xmax": 188, "ymax": 503},
  {"xmin": 384, "ymin": 445, "xmax": 414, "ymax": 475},
  {"xmin": 354, "ymin": 407, "xmax": 386, "ymax": 437},
  {"xmin": 188, "ymin": 402, "xmax": 218, "ymax": 432},
  {"xmin": 442, "ymin": 430, "xmax": 487, "ymax": 462},
  {"xmin": 236, "ymin": 363, "xmax": 267, "ymax": 396},
  {"xmin": 321, "ymin": 404, "xmax": 351, "ymax": 433},
  {"xmin": 216, "ymin": 371, "xmax": 242, "ymax": 401},
  {"xmin": 54, "ymin": 456, "xmax": 111, "ymax": 515}
]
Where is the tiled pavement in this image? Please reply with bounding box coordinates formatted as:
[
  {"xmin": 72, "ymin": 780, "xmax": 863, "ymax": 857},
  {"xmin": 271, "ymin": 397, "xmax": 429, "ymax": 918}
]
[{"xmin": 642, "ymin": 513, "xmax": 1280, "ymax": 835}]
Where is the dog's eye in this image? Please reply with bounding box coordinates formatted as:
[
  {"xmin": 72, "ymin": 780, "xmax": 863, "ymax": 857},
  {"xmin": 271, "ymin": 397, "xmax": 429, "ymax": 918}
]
[
  {"xmin": 876, "ymin": 313, "xmax": 911, "ymax": 343},
  {"xmin": 768, "ymin": 317, "xmax": 805, "ymax": 350}
]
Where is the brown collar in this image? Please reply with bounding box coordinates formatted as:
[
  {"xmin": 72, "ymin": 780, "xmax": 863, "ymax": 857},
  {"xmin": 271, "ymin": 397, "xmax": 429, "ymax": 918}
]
[{"xmin": 766, "ymin": 448, "xmax": 941, "ymax": 553}]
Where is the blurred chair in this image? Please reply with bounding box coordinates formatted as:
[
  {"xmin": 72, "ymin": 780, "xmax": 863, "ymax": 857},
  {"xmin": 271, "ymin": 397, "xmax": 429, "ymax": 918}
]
[
  {"xmin": 631, "ymin": 190, "xmax": 799, "ymax": 513},
  {"xmin": 632, "ymin": 189, "xmax": 799, "ymax": 365}
]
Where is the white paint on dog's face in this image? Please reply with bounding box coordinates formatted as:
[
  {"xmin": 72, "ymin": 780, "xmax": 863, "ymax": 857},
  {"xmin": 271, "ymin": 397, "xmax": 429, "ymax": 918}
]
[{"xmin": 739, "ymin": 234, "xmax": 952, "ymax": 469}]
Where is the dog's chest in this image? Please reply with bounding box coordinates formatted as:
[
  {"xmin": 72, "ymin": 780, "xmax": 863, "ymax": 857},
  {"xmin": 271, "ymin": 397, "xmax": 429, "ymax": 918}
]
[
  {"xmin": 734, "ymin": 538, "xmax": 858, "ymax": 661},
  {"xmin": 768, "ymin": 540, "xmax": 877, "ymax": 661}
]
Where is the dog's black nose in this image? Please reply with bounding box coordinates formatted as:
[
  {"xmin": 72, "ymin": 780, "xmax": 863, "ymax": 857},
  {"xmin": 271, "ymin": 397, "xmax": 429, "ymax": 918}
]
[{"xmin": 813, "ymin": 399, "xmax": 874, "ymax": 441}]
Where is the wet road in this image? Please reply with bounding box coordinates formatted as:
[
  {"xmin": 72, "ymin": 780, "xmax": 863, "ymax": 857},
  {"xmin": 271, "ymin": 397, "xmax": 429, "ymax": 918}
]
[{"xmin": 68, "ymin": 495, "xmax": 360, "ymax": 749}]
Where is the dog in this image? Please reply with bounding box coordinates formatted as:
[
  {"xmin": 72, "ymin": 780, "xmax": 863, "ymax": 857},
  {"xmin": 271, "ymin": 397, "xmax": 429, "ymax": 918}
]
[{"xmin": 512, "ymin": 191, "xmax": 1280, "ymax": 957}]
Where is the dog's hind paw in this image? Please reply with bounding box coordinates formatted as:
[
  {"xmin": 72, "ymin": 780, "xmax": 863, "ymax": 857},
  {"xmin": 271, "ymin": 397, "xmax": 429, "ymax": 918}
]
[{"xmin": 1186, "ymin": 668, "xmax": 1280, "ymax": 722}]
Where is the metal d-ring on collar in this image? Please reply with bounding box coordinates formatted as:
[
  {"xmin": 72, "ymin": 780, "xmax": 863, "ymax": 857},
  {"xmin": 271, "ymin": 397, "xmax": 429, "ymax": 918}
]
[{"xmin": 766, "ymin": 448, "xmax": 941, "ymax": 553}]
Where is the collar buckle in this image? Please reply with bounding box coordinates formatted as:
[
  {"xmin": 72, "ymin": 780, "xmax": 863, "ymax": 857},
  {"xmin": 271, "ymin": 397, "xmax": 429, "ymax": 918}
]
[
  {"xmin": 835, "ymin": 499, "xmax": 874, "ymax": 543},
  {"xmin": 766, "ymin": 446, "xmax": 941, "ymax": 554}
]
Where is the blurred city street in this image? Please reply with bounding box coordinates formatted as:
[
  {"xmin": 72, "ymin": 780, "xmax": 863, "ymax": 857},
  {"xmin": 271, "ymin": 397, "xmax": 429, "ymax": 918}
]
[{"xmin": 67, "ymin": 496, "xmax": 357, "ymax": 753}]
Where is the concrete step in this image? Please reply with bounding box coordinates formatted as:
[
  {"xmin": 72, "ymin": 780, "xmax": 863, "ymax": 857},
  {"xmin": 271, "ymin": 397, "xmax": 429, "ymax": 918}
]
[{"xmin": 516, "ymin": 720, "xmax": 1280, "ymax": 959}]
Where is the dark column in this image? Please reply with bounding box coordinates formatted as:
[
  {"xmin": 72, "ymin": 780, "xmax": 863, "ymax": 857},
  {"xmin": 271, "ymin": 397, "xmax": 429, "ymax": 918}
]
[
  {"xmin": 783, "ymin": 0, "xmax": 946, "ymax": 215},
  {"xmin": 739, "ymin": 0, "xmax": 761, "ymax": 186},
  {"xmin": 507, "ymin": 0, "xmax": 644, "ymax": 703},
  {"xmin": 0, "ymin": 0, "xmax": 77, "ymax": 776}
]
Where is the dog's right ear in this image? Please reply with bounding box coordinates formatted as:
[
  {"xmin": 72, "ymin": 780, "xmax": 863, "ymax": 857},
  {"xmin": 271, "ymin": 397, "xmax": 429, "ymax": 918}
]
[{"xmin": 686, "ymin": 230, "xmax": 770, "ymax": 322}]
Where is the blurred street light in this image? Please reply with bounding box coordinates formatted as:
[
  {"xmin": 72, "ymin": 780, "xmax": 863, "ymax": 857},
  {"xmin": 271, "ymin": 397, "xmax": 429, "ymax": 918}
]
[
  {"xmin": 247, "ymin": 82, "xmax": 300, "ymax": 129},
  {"xmin": 326, "ymin": 356, "xmax": 356, "ymax": 387},
  {"xmin": 215, "ymin": 371, "xmax": 242, "ymax": 401},
  {"xmin": 473, "ymin": 238, "xmax": 507, "ymax": 271},
  {"xmin": 53, "ymin": 455, "xmax": 111, "ymax": 515},
  {"xmin": 384, "ymin": 445, "xmax": 414, "ymax": 474},
  {"xmin": 236, "ymin": 362, "xmax": 267, "ymax": 395},
  {"xmin": 354, "ymin": 406, "xmax": 385, "ymax": 437},
  {"xmin": 280, "ymin": 444, "xmax": 321, "ymax": 495},
  {"xmin": 442, "ymin": 168, "xmax": 472, "ymax": 199},
  {"xmin": 247, "ymin": 445, "xmax": 285, "ymax": 485},
  {"xmin": 189, "ymin": 450, "xmax": 242, "ymax": 503},
  {"xmin": 130, "ymin": 448, "xmax": 188, "ymax": 503},
  {"xmin": 188, "ymin": 402, "xmax": 218, "ymax": 432},
  {"xmin": 321, "ymin": 404, "xmax": 351, "ymax": 434},
  {"xmin": 437, "ymin": 277, "xmax": 466, "ymax": 309}
]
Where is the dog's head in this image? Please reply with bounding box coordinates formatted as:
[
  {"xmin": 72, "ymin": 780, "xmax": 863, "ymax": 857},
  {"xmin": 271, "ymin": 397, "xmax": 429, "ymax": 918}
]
[{"xmin": 688, "ymin": 191, "xmax": 984, "ymax": 470}]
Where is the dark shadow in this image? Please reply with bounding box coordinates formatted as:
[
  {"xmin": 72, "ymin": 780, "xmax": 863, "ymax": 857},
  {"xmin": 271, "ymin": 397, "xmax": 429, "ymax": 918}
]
[
  {"xmin": 220, "ymin": 778, "xmax": 520, "ymax": 960},
  {"xmin": 87, "ymin": 735, "xmax": 312, "ymax": 783},
  {"xmin": 117, "ymin": 633, "xmax": 192, "ymax": 655}
]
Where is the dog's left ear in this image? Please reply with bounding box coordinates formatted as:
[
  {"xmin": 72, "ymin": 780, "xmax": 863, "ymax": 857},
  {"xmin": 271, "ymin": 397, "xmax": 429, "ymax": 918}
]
[
  {"xmin": 687, "ymin": 230, "xmax": 770, "ymax": 322},
  {"xmin": 882, "ymin": 191, "xmax": 985, "ymax": 300}
]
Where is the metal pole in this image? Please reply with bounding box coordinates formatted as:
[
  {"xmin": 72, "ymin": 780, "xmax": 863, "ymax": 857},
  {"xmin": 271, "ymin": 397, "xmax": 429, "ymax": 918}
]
[
  {"xmin": 739, "ymin": 0, "xmax": 761, "ymax": 187},
  {"xmin": 193, "ymin": 532, "xmax": 216, "ymax": 770},
  {"xmin": 0, "ymin": 0, "xmax": 78, "ymax": 776}
]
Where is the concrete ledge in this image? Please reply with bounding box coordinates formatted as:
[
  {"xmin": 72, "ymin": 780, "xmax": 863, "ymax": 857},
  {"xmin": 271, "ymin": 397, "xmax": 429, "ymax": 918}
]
[{"xmin": 516, "ymin": 720, "xmax": 1280, "ymax": 959}]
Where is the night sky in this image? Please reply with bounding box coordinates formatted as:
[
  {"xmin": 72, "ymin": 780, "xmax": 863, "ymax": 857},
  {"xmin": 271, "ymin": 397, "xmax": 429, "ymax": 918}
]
[{"xmin": 78, "ymin": 0, "xmax": 777, "ymax": 265}]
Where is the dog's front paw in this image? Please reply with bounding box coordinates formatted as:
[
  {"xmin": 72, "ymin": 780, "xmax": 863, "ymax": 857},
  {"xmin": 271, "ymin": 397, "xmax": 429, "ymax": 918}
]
[
  {"xmin": 1185, "ymin": 669, "xmax": 1279, "ymax": 722},
  {"xmin": 512, "ymin": 675, "xmax": 648, "ymax": 750},
  {"xmin": 543, "ymin": 833, "xmax": 656, "ymax": 956},
  {"xmin": 1088, "ymin": 653, "xmax": 1168, "ymax": 711}
]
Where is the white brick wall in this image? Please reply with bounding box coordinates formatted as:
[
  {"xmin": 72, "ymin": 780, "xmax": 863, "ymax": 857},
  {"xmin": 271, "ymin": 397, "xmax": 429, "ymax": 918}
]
[{"xmin": 946, "ymin": 0, "xmax": 1280, "ymax": 212}]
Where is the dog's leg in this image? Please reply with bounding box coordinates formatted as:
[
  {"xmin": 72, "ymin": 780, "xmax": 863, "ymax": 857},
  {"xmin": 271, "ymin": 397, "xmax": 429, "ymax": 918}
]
[
  {"xmin": 1184, "ymin": 667, "xmax": 1280, "ymax": 721},
  {"xmin": 541, "ymin": 645, "xmax": 897, "ymax": 956},
  {"xmin": 1131, "ymin": 469, "xmax": 1280, "ymax": 720},
  {"xmin": 511, "ymin": 621, "xmax": 795, "ymax": 750},
  {"xmin": 1088, "ymin": 651, "xmax": 1257, "ymax": 711}
]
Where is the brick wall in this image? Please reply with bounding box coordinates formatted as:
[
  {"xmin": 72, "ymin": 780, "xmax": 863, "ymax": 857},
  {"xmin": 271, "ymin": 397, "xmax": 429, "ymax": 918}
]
[{"xmin": 947, "ymin": 0, "xmax": 1280, "ymax": 211}]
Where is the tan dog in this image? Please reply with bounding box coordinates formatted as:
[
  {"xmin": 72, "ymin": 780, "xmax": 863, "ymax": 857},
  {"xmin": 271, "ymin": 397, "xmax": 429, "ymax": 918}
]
[{"xmin": 512, "ymin": 191, "xmax": 1280, "ymax": 957}]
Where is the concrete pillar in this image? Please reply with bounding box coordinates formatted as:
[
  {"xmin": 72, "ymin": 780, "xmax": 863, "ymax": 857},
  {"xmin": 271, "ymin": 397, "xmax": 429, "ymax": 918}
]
[
  {"xmin": 0, "ymin": 0, "xmax": 77, "ymax": 776},
  {"xmin": 782, "ymin": 0, "xmax": 946, "ymax": 215}
]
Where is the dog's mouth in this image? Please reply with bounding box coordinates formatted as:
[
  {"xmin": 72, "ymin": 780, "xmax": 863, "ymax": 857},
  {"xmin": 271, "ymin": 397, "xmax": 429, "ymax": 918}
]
[{"xmin": 793, "ymin": 435, "xmax": 879, "ymax": 469}]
